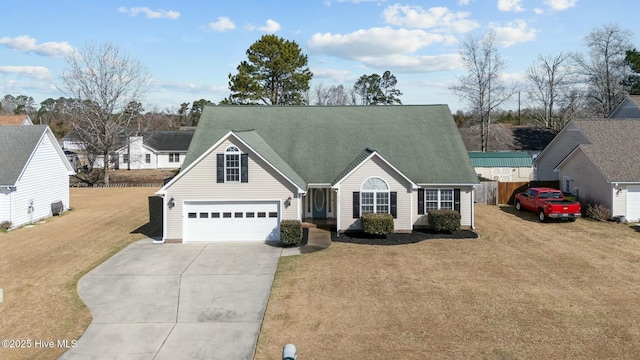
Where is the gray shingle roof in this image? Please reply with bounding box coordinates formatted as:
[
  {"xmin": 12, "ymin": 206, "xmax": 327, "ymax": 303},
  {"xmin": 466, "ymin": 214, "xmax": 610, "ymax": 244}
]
[
  {"xmin": 183, "ymin": 105, "xmax": 479, "ymax": 185},
  {"xmin": 571, "ymin": 119, "xmax": 640, "ymax": 182},
  {"xmin": 142, "ymin": 130, "xmax": 194, "ymax": 151},
  {"xmin": 233, "ymin": 130, "xmax": 307, "ymax": 189},
  {"xmin": 0, "ymin": 125, "xmax": 48, "ymax": 185}
]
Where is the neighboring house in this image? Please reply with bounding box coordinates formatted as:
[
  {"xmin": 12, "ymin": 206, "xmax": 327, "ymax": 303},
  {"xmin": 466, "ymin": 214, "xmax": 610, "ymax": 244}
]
[
  {"xmin": 156, "ymin": 105, "xmax": 480, "ymax": 243},
  {"xmin": 0, "ymin": 125, "xmax": 75, "ymax": 228},
  {"xmin": 468, "ymin": 151, "xmax": 533, "ymax": 182},
  {"xmin": 535, "ymin": 119, "xmax": 640, "ymax": 222},
  {"xmin": 62, "ymin": 130, "xmax": 194, "ymax": 170},
  {"xmin": 608, "ymin": 95, "xmax": 640, "ymax": 118},
  {"xmin": 0, "ymin": 114, "xmax": 33, "ymax": 126},
  {"xmin": 114, "ymin": 131, "xmax": 194, "ymax": 170}
]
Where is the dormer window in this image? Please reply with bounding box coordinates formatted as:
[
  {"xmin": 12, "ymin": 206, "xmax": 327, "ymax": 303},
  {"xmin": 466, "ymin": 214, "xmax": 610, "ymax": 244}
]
[
  {"xmin": 216, "ymin": 145, "xmax": 248, "ymax": 183},
  {"xmin": 225, "ymin": 146, "xmax": 240, "ymax": 182}
]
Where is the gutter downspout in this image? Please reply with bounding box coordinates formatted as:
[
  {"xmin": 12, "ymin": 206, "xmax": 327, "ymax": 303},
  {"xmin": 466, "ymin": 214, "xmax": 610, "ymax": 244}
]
[
  {"xmin": 154, "ymin": 194, "xmax": 167, "ymax": 244},
  {"xmin": 471, "ymin": 187, "xmax": 475, "ymax": 230},
  {"xmin": 335, "ymin": 188, "xmax": 340, "ymax": 237}
]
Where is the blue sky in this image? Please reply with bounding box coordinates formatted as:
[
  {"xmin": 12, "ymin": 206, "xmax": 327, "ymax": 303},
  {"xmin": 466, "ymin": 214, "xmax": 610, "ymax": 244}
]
[{"xmin": 1, "ymin": 0, "xmax": 638, "ymax": 113}]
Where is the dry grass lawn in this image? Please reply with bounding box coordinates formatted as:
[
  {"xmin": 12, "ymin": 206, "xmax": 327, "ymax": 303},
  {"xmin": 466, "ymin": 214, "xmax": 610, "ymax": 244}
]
[
  {"xmin": 256, "ymin": 205, "xmax": 640, "ymax": 360},
  {"xmin": 0, "ymin": 187, "xmax": 159, "ymax": 360}
]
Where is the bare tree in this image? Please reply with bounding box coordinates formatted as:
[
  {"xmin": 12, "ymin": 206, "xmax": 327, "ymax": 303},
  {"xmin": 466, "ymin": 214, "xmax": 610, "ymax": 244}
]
[
  {"xmin": 450, "ymin": 31, "xmax": 513, "ymax": 152},
  {"xmin": 525, "ymin": 52, "xmax": 572, "ymax": 129},
  {"xmin": 572, "ymin": 23, "xmax": 633, "ymax": 117},
  {"xmin": 60, "ymin": 42, "xmax": 150, "ymax": 185},
  {"xmin": 311, "ymin": 83, "xmax": 352, "ymax": 105}
]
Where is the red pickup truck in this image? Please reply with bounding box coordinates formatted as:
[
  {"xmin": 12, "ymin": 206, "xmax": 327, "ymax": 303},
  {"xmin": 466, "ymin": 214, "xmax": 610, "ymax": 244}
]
[{"xmin": 514, "ymin": 187, "xmax": 581, "ymax": 222}]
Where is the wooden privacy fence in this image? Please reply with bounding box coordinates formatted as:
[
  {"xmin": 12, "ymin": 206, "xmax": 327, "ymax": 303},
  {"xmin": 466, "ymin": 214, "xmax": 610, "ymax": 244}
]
[
  {"xmin": 498, "ymin": 180, "xmax": 560, "ymax": 204},
  {"xmin": 475, "ymin": 181, "xmax": 498, "ymax": 205}
]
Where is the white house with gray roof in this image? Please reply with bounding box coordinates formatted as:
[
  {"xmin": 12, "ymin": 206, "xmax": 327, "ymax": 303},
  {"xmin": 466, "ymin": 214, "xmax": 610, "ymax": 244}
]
[
  {"xmin": 156, "ymin": 105, "xmax": 479, "ymax": 243},
  {"xmin": 0, "ymin": 125, "xmax": 75, "ymax": 228},
  {"xmin": 535, "ymin": 119, "xmax": 640, "ymax": 222}
]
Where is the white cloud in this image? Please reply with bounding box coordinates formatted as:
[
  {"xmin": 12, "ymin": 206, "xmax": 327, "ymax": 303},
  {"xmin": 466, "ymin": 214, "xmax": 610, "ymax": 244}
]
[
  {"xmin": 497, "ymin": 0, "xmax": 525, "ymax": 12},
  {"xmin": 311, "ymin": 68, "xmax": 355, "ymax": 82},
  {"xmin": 309, "ymin": 27, "xmax": 453, "ymax": 60},
  {"xmin": 118, "ymin": 6, "xmax": 180, "ymax": 19},
  {"xmin": 458, "ymin": 0, "xmax": 472, "ymax": 5},
  {"xmin": 544, "ymin": 0, "xmax": 578, "ymax": 11},
  {"xmin": 247, "ymin": 19, "xmax": 281, "ymax": 33},
  {"xmin": 309, "ymin": 27, "xmax": 462, "ymax": 72},
  {"xmin": 491, "ymin": 19, "xmax": 539, "ymax": 47},
  {"xmin": 0, "ymin": 65, "xmax": 52, "ymax": 80},
  {"xmin": 359, "ymin": 53, "xmax": 462, "ymax": 72},
  {"xmin": 0, "ymin": 35, "xmax": 75, "ymax": 58},
  {"xmin": 259, "ymin": 19, "xmax": 281, "ymax": 32},
  {"xmin": 382, "ymin": 5, "xmax": 480, "ymax": 33},
  {"xmin": 534, "ymin": 8, "xmax": 545, "ymax": 14},
  {"xmin": 208, "ymin": 17, "xmax": 235, "ymax": 31}
]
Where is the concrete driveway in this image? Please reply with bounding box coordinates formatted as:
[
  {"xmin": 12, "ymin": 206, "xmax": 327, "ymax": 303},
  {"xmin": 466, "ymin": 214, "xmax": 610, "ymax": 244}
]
[{"xmin": 60, "ymin": 240, "xmax": 282, "ymax": 360}]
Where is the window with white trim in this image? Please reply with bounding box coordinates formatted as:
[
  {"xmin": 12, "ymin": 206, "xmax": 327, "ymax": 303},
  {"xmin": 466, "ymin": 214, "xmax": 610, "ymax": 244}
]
[
  {"xmin": 424, "ymin": 189, "xmax": 453, "ymax": 211},
  {"xmin": 361, "ymin": 177, "xmax": 390, "ymax": 214},
  {"xmin": 225, "ymin": 146, "xmax": 240, "ymax": 182},
  {"xmin": 169, "ymin": 153, "xmax": 180, "ymax": 162}
]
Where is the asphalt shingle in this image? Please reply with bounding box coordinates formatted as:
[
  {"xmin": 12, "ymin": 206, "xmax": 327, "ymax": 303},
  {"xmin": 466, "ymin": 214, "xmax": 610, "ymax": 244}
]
[
  {"xmin": 0, "ymin": 125, "xmax": 48, "ymax": 185},
  {"xmin": 183, "ymin": 105, "xmax": 479, "ymax": 185}
]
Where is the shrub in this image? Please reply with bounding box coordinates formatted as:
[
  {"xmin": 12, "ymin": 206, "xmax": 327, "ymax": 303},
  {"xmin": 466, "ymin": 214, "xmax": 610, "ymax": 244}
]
[
  {"xmin": 579, "ymin": 198, "xmax": 612, "ymax": 221},
  {"xmin": 0, "ymin": 221, "xmax": 11, "ymax": 231},
  {"xmin": 428, "ymin": 210, "xmax": 461, "ymax": 233},
  {"xmin": 280, "ymin": 220, "xmax": 303, "ymax": 247},
  {"xmin": 361, "ymin": 213, "xmax": 394, "ymax": 235}
]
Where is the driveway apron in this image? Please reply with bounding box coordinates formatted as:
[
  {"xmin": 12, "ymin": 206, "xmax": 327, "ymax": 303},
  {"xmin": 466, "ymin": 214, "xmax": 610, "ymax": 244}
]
[{"xmin": 59, "ymin": 240, "xmax": 282, "ymax": 360}]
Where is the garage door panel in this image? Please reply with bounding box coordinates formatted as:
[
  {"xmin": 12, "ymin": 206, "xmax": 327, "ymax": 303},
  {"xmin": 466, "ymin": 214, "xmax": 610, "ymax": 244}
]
[{"xmin": 184, "ymin": 201, "xmax": 280, "ymax": 242}]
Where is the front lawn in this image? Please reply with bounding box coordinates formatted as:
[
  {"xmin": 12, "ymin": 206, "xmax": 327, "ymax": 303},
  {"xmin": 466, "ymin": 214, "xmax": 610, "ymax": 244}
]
[
  {"xmin": 0, "ymin": 188, "xmax": 159, "ymax": 360},
  {"xmin": 256, "ymin": 205, "xmax": 640, "ymax": 359}
]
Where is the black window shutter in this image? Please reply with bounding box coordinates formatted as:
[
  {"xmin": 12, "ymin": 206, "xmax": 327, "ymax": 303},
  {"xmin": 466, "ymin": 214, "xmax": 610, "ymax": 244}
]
[
  {"xmin": 352, "ymin": 192, "xmax": 360, "ymax": 219},
  {"xmin": 418, "ymin": 189, "xmax": 424, "ymax": 215},
  {"xmin": 216, "ymin": 154, "xmax": 224, "ymax": 183},
  {"xmin": 390, "ymin": 192, "xmax": 397, "ymax": 218},
  {"xmin": 454, "ymin": 188, "xmax": 461, "ymax": 212},
  {"xmin": 240, "ymin": 153, "xmax": 249, "ymax": 183}
]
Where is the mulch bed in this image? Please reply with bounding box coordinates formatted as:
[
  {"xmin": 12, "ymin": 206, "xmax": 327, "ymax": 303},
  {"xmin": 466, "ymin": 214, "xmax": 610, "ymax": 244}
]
[{"xmin": 331, "ymin": 228, "xmax": 478, "ymax": 245}]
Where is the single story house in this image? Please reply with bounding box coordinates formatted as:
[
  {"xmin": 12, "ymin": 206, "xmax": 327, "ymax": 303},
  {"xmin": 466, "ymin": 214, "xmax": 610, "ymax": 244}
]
[
  {"xmin": 468, "ymin": 151, "xmax": 533, "ymax": 182},
  {"xmin": 536, "ymin": 119, "xmax": 640, "ymax": 222},
  {"xmin": 156, "ymin": 105, "xmax": 479, "ymax": 243},
  {"xmin": 62, "ymin": 130, "xmax": 194, "ymax": 170},
  {"xmin": 0, "ymin": 125, "xmax": 75, "ymax": 228},
  {"xmin": 0, "ymin": 114, "xmax": 33, "ymax": 126},
  {"xmin": 114, "ymin": 131, "xmax": 194, "ymax": 170}
]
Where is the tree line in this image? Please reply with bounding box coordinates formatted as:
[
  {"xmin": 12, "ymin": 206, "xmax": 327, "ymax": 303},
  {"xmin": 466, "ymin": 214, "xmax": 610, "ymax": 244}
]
[
  {"xmin": 450, "ymin": 23, "xmax": 640, "ymax": 151},
  {"xmin": 1, "ymin": 23, "xmax": 639, "ymax": 183}
]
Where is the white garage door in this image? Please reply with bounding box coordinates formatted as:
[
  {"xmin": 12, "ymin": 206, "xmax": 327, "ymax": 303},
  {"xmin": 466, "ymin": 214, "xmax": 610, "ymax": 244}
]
[
  {"xmin": 183, "ymin": 201, "xmax": 280, "ymax": 241},
  {"xmin": 628, "ymin": 186, "xmax": 640, "ymax": 222}
]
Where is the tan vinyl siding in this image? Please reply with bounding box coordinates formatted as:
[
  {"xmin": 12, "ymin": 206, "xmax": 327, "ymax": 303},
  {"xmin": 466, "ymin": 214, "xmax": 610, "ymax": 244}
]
[
  {"xmin": 536, "ymin": 123, "xmax": 588, "ymax": 181},
  {"xmin": 413, "ymin": 186, "xmax": 473, "ymax": 227},
  {"xmin": 557, "ymin": 150, "xmax": 610, "ymax": 207},
  {"xmin": 338, "ymin": 156, "xmax": 413, "ymax": 232},
  {"xmin": 164, "ymin": 138, "xmax": 299, "ymax": 241}
]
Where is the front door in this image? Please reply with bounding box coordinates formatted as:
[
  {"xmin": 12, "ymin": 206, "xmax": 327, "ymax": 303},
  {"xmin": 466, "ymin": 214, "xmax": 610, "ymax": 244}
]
[{"xmin": 312, "ymin": 188, "xmax": 327, "ymax": 218}]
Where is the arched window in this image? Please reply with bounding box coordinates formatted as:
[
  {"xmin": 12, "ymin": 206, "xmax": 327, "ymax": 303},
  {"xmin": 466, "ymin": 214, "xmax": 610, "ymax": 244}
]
[
  {"xmin": 360, "ymin": 177, "xmax": 389, "ymax": 214},
  {"xmin": 225, "ymin": 146, "xmax": 240, "ymax": 182}
]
